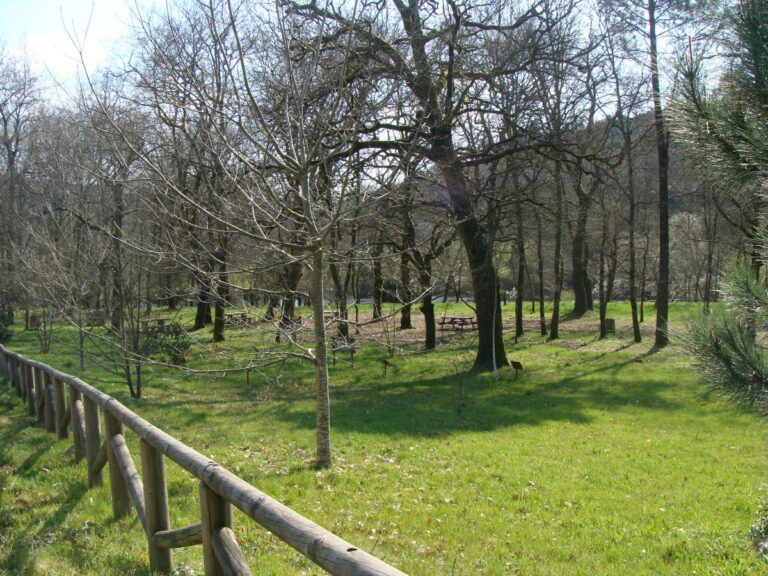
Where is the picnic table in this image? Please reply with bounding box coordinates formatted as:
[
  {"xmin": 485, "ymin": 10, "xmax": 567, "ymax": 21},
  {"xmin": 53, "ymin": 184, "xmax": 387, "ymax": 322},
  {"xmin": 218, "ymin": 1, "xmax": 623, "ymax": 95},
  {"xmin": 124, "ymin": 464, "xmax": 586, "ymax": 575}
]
[
  {"xmin": 225, "ymin": 312, "xmax": 250, "ymax": 327},
  {"xmin": 331, "ymin": 337, "xmax": 357, "ymax": 366},
  {"xmin": 438, "ymin": 316, "xmax": 478, "ymax": 332},
  {"xmin": 141, "ymin": 318, "xmax": 169, "ymax": 333}
]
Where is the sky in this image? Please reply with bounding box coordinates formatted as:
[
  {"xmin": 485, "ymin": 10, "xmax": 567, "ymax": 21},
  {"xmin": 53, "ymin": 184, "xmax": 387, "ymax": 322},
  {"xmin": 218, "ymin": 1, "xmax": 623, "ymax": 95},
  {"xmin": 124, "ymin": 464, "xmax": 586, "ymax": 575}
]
[{"xmin": 0, "ymin": 0, "xmax": 158, "ymax": 91}]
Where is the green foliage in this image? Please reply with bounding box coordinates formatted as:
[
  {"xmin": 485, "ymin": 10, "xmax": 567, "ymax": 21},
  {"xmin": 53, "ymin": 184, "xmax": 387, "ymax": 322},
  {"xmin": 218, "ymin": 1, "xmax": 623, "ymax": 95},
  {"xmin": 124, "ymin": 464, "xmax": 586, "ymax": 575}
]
[
  {"xmin": 142, "ymin": 322, "xmax": 193, "ymax": 365},
  {"xmin": 683, "ymin": 262, "xmax": 768, "ymax": 414},
  {"xmin": 673, "ymin": 0, "xmax": 768, "ymax": 195},
  {"xmin": 675, "ymin": 0, "xmax": 768, "ymax": 419}
]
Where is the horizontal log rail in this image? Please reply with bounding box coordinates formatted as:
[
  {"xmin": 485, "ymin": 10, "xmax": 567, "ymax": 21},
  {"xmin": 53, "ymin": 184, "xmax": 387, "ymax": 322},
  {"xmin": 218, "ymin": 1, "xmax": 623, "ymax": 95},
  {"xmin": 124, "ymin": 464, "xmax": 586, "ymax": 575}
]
[{"xmin": 0, "ymin": 345, "xmax": 407, "ymax": 576}]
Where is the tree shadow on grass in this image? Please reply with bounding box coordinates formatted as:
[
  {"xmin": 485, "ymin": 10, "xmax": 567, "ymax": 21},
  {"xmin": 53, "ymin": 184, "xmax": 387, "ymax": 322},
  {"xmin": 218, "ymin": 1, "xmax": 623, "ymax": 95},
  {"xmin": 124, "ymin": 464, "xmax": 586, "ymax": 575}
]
[
  {"xmin": 267, "ymin": 360, "xmax": 682, "ymax": 439},
  {"xmin": 5, "ymin": 479, "xmax": 90, "ymax": 573}
]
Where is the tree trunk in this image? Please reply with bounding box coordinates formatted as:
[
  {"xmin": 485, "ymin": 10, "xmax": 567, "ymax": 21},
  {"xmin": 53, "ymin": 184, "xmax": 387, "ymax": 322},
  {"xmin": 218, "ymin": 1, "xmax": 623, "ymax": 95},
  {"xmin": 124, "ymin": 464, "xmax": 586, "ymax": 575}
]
[
  {"xmin": 329, "ymin": 262, "xmax": 349, "ymax": 339},
  {"xmin": 264, "ymin": 296, "xmax": 278, "ymax": 321},
  {"xmin": 625, "ymin": 128, "xmax": 642, "ymax": 342},
  {"xmin": 213, "ymin": 249, "xmax": 228, "ymax": 343},
  {"xmin": 435, "ymin": 156, "xmax": 507, "ymax": 369},
  {"xmin": 310, "ymin": 249, "xmax": 331, "ymax": 468},
  {"xmin": 421, "ymin": 291, "xmax": 436, "ymax": 350},
  {"xmin": 277, "ymin": 260, "xmax": 302, "ymax": 341},
  {"xmin": 399, "ymin": 250, "xmax": 413, "ymax": 330},
  {"xmin": 571, "ymin": 191, "xmax": 592, "ymax": 316},
  {"xmin": 703, "ymin": 210, "xmax": 718, "ymax": 311},
  {"xmin": 649, "ymin": 0, "xmax": 670, "ymax": 347},
  {"xmin": 372, "ymin": 233, "xmax": 383, "ymax": 320},
  {"xmin": 536, "ymin": 212, "xmax": 547, "ymax": 337},
  {"xmin": 549, "ymin": 161, "xmax": 565, "ymax": 340},
  {"xmin": 515, "ymin": 202, "xmax": 526, "ymax": 338},
  {"xmin": 110, "ymin": 183, "xmax": 125, "ymax": 332},
  {"xmin": 194, "ymin": 286, "xmax": 212, "ymax": 330}
]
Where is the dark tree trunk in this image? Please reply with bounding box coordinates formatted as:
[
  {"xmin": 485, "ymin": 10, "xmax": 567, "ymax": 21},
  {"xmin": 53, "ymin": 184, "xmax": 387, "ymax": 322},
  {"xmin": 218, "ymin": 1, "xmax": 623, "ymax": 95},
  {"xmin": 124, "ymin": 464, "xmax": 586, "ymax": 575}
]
[
  {"xmin": 598, "ymin": 221, "xmax": 607, "ymax": 338},
  {"xmin": 421, "ymin": 290, "xmax": 436, "ymax": 349},
  {"xmin": 536, "ymin": 212, "xmax": 547, "ymax": 337},
  {"xmin": 372, "ymin": 233, "xmax": 383, "ymax": 320},
  {"xmin": 438, "ymin": 158, "xmax": 507, "ymax": 369},
  {"xmin": 549, "ymin": 161, "xmax": 565, "ymax": 340},
  {"xmin": 649, "ymin": 0, "xmax": 670, "ymax": 347},
  {"xmin": 329, "ymin": 262, "xmax": 350, "ymax": 339},
  {"xmin": 571, "ymin": 192, "xmax": 592, "ymax": 316},
  {"xmin": 109, "ymin": 184, "xmax": 125, "ymax": 332},
  {"xmin": 276, "ymin": 259, "xmax": 303, "ymax": 342},
  {"xmin": 515, "ymin": 202, "xmax": 526, "ymax": 338},
  {"xmin": 399, "ymin": 250, "xmax": 413, "ymax": 330},
  {"xmin": 213, "ymin": 296, "xmax": 225, "ymax": 343},
  {"xmin": 193, "ymin": 286, "xmax": 212, "ymax": 330},
  {"xmin": 625, "ymin": 130, "xmax": 642, "ymax": 342},
  {"xmin": 264, "ymin": 296, "xmax": 278, "ymax": 321},
  {"xmin": 703, "ymin": 210, "xmax": 718, "ymax": 311},
  {"xmin": 213, "ymin": 246, "xmax": 229, "ymax": 343}
]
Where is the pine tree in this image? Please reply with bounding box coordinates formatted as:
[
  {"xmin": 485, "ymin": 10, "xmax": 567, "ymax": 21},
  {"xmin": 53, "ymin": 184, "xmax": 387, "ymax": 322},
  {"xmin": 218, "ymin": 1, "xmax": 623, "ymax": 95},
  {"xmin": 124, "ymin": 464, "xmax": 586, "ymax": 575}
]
[{"xmin": 674, "ymin": 0, "xmax": 768, "ymax": 413}]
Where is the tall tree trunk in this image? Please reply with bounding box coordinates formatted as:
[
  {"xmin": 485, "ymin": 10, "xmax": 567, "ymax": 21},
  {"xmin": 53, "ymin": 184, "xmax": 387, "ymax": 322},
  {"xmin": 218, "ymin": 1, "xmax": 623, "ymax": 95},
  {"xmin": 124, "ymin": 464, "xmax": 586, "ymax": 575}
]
[
  {"xmin": 703, "ymin": 210, "xmax": 718, "ymax": 311},
  {"xmin": 549, "ymin": 161, "xmax": 565, "ymax": 340},
  {"xmin": 649, "ymin": 0, "xmax": 670, "ymax": 347},
  {"xmin": 109, "ymin": 183, "xmax": 125, "ymax": 332},
  {"xmin": 213, "ymin": 294, "xmax": 225, "ymax": 342},
  {"xmin": 515, "ymin": 202, "xmax": 526, "ymax": 338},
  {"xmin": 399, "ymin": 250, "xmax": 412, "ymax": 329},
  {"xmin": 310, "ymin": 249, "xmax": 331, "ymax": 468},
  {"xmin": 372, "ymin": 232, "xmax": 383, "ymax": 320},
  {"xmin": 598, "ymin": 215, "xmax": 608, "ymax": 338},
  {"xmin": 213, "ymin": 247, "xmax": 228, "ymax": 343},
  {"xmin": 625, "ymin": 127, "xmax": 642, "ymax": 342},
  {"xmin": 536, "ymin": 212, "xmax": 547, "ymax": 336},
  {"xmin": 438, "ymin": 158, "xmax": 507, "ymax": 369},
  {"xmin": 571, "ymin": 191, "xmax": 592, "ymax": 316},
  {"xmin": 193, "ymin": 282, "xmax": 212, "ymax": 330},
  {"xmin": 421, "ymin": 291, "xmax": 436, "ymax": 349}
]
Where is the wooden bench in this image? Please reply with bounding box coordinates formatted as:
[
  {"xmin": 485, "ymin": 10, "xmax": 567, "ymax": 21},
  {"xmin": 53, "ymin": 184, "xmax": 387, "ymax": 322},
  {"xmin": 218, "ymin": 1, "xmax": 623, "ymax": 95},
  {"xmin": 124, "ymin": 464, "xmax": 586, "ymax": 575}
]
[
  {"xmin": 331, "ymin": 337, "xmax": 357, "ymax": 366},
  {"xmin": 438, "ymin": 316, "xmax": 478, "ymax": 332}
]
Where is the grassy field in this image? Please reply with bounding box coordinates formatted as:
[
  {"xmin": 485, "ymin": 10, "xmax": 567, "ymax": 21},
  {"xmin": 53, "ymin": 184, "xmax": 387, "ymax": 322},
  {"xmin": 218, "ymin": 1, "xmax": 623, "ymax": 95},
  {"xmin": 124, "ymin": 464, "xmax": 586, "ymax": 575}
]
[{"xmin": 0, "ymin": 301, "xmax": 766, "ymax": 575}]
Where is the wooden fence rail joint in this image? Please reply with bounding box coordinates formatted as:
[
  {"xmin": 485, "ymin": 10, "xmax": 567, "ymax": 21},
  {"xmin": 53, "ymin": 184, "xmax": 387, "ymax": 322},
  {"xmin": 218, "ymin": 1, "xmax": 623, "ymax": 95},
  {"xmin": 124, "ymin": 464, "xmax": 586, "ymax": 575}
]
[{"xmin": 152, "ymin": 523, "xmax": 203, "ymax": 549}]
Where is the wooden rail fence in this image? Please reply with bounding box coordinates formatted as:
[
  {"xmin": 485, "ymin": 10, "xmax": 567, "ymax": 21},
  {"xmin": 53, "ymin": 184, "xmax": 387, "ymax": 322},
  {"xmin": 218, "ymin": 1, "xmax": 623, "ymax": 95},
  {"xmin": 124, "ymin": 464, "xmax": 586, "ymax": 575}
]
[{"xmin": 0, "ymin": 344, "xmax": 407, "ymax": 576}]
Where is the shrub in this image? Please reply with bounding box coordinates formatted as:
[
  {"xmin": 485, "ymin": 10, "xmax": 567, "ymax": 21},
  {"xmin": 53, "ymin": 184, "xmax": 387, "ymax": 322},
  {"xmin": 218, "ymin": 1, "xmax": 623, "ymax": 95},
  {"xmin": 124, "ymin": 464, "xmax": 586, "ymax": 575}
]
[
  {"xmin": 0, "ymin": 322, "xmax": 12, "ymax": 344},
  {"xmin": 749, "ymin": 498, "xmax": 768, "ymax": 555},
  {"xmin": 145, "ymin": 323, "xmax": 192, "ymax": 365}
]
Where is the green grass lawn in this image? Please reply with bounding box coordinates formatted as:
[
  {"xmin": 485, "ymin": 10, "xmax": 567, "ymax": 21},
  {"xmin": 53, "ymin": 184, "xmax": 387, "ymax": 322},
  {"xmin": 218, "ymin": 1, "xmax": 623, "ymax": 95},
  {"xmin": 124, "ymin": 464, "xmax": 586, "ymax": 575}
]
[{"xmin": 0, "ymin": 303, "xmax": 766, "ymax": 575}]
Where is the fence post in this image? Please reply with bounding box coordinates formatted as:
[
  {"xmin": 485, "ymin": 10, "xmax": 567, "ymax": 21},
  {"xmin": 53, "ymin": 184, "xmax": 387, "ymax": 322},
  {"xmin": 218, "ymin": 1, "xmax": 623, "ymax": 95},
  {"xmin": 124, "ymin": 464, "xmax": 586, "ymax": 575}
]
[
  {"xmin": 19, "ymin": 364, "xmax": 34, "ymax": 400},
  {"xmin": 200, "ymin": 482, "xmax": 231, "ymax": 576},
  {"xmin": 69, "ymin": 387, "xmax": 86, "ymax": 461},
  {"xmin": 140, "ymin": 439, "xmax": 173, "ymax": 573},
  {"xmin": 44, "ymin": 372, "xmax": 55, "ymax": 433},
  {"xmin": 14, "ymin": 358, "xmax": 22, "ymax": 397},
  {"xmin": 20, "ymin": 363, "xmax": 28, "ymax": 402},
  {"xmin": 84, "ymin": 396, "xmax": 103, "ymax": 486},
  {"xmin": 25, "ymin": 364, "xmax": 36, "ymax": 417},
  {"xmin": 105, "ymin": 410, "xmax": 131, "ymax": 518},
  {"xmin": 34, "ymin": 367, "xmax": 45, "ymax": 423},
  {"xmin": 53, "ymin": 378, "xmax": 67, "ymax": 439}
]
